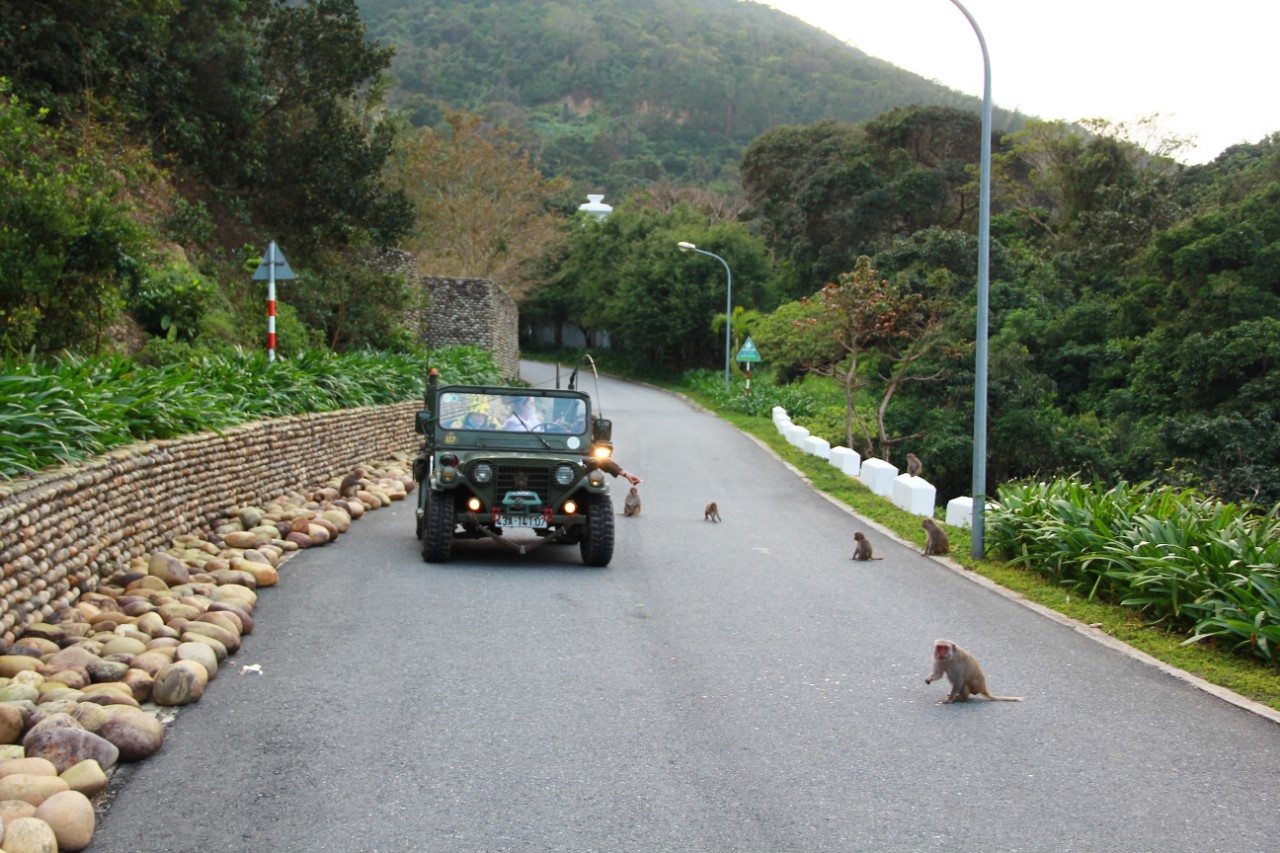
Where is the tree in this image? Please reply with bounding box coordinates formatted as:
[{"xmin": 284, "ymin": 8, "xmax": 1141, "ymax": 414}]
[
  {"xmin": 390, "ymin": 112, "xmax": 570, "ymax": 296},
  {"xmin": 792, "ymin": 257, "xmax": 958, "ymax": 461},
  {"xmin": 0, "ymin": 82, "xmax": 148, "ymax": 355}
]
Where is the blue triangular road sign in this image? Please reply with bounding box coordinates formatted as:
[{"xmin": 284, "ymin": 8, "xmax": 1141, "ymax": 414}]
[{"xmin": 252, "ymin": 241, "xmax": 296, "ymax": 280}]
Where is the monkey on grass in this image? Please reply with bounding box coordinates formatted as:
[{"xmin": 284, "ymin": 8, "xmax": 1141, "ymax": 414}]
[
  {"xmin": 925, "ymin": 639, "xmax": 1022, "ymax": 704},
  {"xmin": 850, "ymin": 531, "xmax": 882, "ymax": 561},
  {"xmin": 921, "ymin": 517, "xmax": 949, "ymax": 556}
]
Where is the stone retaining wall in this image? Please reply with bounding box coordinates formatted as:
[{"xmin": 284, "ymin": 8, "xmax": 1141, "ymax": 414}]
[
  {"xmin": 0, "ymin": 402, "xmax": 422, "ymax": 645},
  {"xmin": 368, "ymin": 249, "xmax": 520, "ymax": 382},
  {"xmin": 408, "ymin": 275, "xmax": 520, "ymax": 381}
]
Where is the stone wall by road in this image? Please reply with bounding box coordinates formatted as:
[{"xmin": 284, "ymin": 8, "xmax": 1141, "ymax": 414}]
[
  {"xmin": 368, "ymin": 248, "xmax": 520, "ymax": 382},
  {"xmin": 0, "ymin": 402, "xmax": 422, "ymax": 645},
  {"xmin": 409, "ymin": 276, "xmax": 520, "ymax": 381}
]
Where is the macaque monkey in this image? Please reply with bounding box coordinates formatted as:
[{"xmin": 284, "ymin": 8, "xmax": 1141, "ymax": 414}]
[
  {"xmin": 339, "ymin": 468, "xmax": 366, "ymax": 498},
  {"xmin": 704, "ymin": 501, "xmax": 721, "ymax": 522},
  {"xmin": 925, "ymin": 639, "xmax": 1022, "ymax": 703},
  {"xmin": 623, "ymin": 487, "xmax": 642, "ymax": 517},
  {"xmin": 851, "ymin": 531, "xmax": 883, "ymax": 561},
  {"xmin": 906, "ymin": 453, "xmax": 922, "ymax": 478},
  {"xmin": 921, "ymin": 517, "xmax": 949, "ymax": 556}
]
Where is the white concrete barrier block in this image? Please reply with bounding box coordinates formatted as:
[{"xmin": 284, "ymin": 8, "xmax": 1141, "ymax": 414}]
[
  {"xmin": 771, "ymin": 406, "xmax": 787, "ymax": 420},
  {"xmin": 858, "ymin": 457, "xmax": 898, "ymax": 496},
  {"xmin": 946, "ymin": 496, "xmax": 974, "ymax": 529},
  {"xmin": 802, "ymin": 435, "xmax": 831, "ymax": 459},
  {"xmin": 784, "ymin": 425, "xmax": 810, "ymax": 448},
  {"xmin": 829, "ymin": 446, "xmax": 861, "ymax": 476},
  {"xmin": 892, "ymin": 474, "xmax": 937, "ymax": 516},
  {"xmin": 774, "ymin": 417, "xmax": 791, "ymax": 435}
]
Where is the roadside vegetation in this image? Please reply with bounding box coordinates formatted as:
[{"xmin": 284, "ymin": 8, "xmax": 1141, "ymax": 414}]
[{"xmin": 0, "ymin": 345, "xmax": 500, "ymax": 478}]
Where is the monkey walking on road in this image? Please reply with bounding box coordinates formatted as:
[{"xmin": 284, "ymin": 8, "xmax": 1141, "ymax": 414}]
[
  {"xmin": 704, "ymin": 501, "xmax": 721, "ymax": 522},
  {"xmin": 622, "ymin": 487, "xmax": 642, "ymax": 517},
  {"xmin": 850, "ymin": 531, "xmax": 883, "ymax": 561},
  {"xmin": 925, "ymin": 639, "xmax": 1023, "ymax": 704},
  {"xmin": 921, "ymin": 517, "xmax": 950, "ymax": 556}
]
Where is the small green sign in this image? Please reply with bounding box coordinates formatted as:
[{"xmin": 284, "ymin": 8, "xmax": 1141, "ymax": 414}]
[{"xmin": 736, "ymin": 336, "xmax": 761, "ymax": 362}]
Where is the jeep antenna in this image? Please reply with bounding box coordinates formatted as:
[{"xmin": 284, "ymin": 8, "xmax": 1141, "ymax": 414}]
[{"xmin": 583, "ymin": 354, "xmax": 604, "ymax": 417}]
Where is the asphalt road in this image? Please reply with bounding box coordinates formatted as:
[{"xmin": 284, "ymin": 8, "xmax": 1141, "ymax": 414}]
[{"xmin": 89, "ymin": 362, "xmax": 1280, "ymax": 852}]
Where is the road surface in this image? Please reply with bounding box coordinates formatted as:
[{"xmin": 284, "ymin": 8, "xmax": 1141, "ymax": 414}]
[{"xmin": 89, "ymin": 362, "xmax": 1280, "ymax": 852}]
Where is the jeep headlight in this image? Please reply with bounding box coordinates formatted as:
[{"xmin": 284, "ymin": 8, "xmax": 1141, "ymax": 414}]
[
  {"xmin": 554, "ymin": 465, "xmax": 575, "ymax": 486},
  {"xmin": 473, "ymin": 463, "xmax": 493, "ymax": 484}
]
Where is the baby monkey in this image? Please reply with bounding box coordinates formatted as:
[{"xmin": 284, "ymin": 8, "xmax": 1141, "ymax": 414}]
[
  {"xmin": 850, "ymin": 531, "xmax": 882, "ymax": 561},
  {"xmin": 623, "ymin": 487, "xmax": 642, "ymax": 517},
  {"xmin": 925, "ymin": 639, "xmax": 1022, "ymax": 703},
  {"xmin": 338, "ymin": 468, "xmax": 366, "ymax": 498},
  {"xmin": 704, "ymin": 501, "xmax": 721, "ymax": 522}
]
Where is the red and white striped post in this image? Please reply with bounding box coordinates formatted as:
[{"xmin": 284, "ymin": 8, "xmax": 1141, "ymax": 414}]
[
  {"xmin": 266, "ymin": 242, "xmax": 278, "ymax": 361},
  {"xmin": 252, "ymin": 241, "xmax": 295, "ymax": 362}
]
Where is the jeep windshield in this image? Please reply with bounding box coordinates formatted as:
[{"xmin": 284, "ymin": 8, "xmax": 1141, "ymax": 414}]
[{"xmin": 436, "ymin": 390, "xmax": 588, "ymax": 437}]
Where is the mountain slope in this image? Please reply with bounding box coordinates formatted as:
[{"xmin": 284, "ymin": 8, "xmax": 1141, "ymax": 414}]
[{"xmin": 357, "ymin": 0, "xmax": 1024, "ymax": 192}]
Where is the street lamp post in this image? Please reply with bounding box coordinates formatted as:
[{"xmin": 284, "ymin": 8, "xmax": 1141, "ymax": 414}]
[
  {"xmin": 948, "ymin": 0, "xmax": 992, "ymax": 559},
  {"xmin": 677, "ymin": 241, "xmax": 733, "ymax": 393}
]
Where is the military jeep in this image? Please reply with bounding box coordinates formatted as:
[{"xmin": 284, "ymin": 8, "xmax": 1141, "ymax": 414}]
[{"xmin": 412, "ymin": 370, "xmax": 616, "ymax": 566}]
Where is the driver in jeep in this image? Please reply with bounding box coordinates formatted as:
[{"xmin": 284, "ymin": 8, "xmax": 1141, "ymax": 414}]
[{"xmin": 502, "ymin": 396, "xmax": 542, "ymax": 431}]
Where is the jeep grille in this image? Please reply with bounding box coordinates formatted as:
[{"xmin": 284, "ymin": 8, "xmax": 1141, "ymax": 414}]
[{"xmin": 495, "ymin": 465, "xmax": 552, "ymax": 503}]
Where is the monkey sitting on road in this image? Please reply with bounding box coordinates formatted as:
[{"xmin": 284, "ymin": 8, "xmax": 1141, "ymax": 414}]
[
  {"xmin": 925, "ymin": 639, "xmax": 1022, "ymax": 703},
  {"xmin": 622, "ymin": 487, "xmax": 642, "ymax": 517},
  {"xmin": 704, "ymin": 501, "xmax": 721, "ymax": 522},
  {"xmin": 850, "ymin": 531, "xmax": 883, "ymax": 561},
  {"xmin": 339, "ymin": 468, "xmax": 366, "ymax": 498},
  {"xmin": 921, "ymin": 517, "xmax": 949, "ymax": 556}
]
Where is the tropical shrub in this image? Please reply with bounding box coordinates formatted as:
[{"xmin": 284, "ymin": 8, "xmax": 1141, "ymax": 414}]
[{"xmin": 988, "ymin": 477, "xmax": 1280, "ymax": 665}]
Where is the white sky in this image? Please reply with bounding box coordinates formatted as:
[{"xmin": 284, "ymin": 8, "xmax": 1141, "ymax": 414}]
[{"xmin": 759, "ymin": 0, "xmax": 1277, "ymax": 164}]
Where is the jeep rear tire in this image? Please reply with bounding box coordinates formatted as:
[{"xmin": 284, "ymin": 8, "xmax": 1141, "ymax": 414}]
[
  {"xmin": 579, "ymin": 493, "xmax": 614, "ymax": 567},
  {"xmin": 421, "ymin": 490, "xmax": 455, "ymax": 562}
]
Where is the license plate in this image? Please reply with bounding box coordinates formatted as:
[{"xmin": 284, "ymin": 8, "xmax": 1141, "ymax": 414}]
[{"xmin": 498, "ymin": 515, "xmax": 547, "ymax": 529}]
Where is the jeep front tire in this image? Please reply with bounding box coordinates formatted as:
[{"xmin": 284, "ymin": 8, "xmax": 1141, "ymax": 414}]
[
  {"xmin": 579, "ymin": 493, "xmax": 614, "ymax": 567},
  {"xmin": 421, "ymin": 490, "xmax": 455, "ymax": 562}
]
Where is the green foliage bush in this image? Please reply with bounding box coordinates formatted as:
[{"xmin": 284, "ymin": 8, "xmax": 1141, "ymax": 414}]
[
  {"xmin": 681, "ymin": 368, "xmax": 820, "ymax": 419},
  {"xmin": 0, "ymin": 345, "xmax": 501, "ymax": 478},
  {"xmin": 127, "ymin": 264, "xmax": 215, "ymax": 341},
  {"xmin": 987, "ymin": 477, "xmax": 1280, "ymax": 666}
]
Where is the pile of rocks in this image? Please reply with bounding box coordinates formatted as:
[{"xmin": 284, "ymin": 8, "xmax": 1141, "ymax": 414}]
[{"xmin": 0, "ymin": 456, "xmax": 414, "ymax": 852}]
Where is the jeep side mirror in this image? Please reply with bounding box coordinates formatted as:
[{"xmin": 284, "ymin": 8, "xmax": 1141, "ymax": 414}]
[
  {"xmin": 591, "ymin": 417, "xmax": 612, "ymax": 444},
  {"xmin": 415, "ymin": 411, "xmax": 434, "ymax": 435}
]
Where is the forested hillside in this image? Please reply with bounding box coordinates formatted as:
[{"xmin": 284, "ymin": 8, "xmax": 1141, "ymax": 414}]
[{"xmin": 356, "ymin": 0, "xmax": 1026, "ymax": 194}]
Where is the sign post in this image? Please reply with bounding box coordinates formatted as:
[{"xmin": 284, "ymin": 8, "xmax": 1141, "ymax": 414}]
[
  {"xmin": 735, "ymin": 336, "xmax": 761, "ymax": 398},
  {"xmin": 252, "ymin": 241, "xmax": 296, "ymax": 362}
]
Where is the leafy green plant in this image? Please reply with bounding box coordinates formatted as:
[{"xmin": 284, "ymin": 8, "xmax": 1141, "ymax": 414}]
[
  {"xmin": 0, "ymin": 345, "xmax": 501, "ymax": 478},
  {"xmin": 988, "ymin": 476, "xmax": 1280, "ymax": 665}
]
